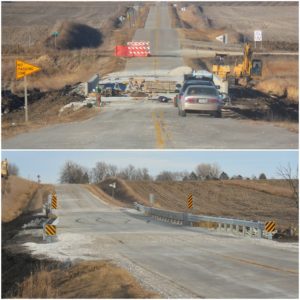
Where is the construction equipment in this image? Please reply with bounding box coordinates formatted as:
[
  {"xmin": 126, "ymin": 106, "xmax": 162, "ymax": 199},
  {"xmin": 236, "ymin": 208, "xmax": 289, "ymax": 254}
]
[
  {"xmin": 1, "ymin": 159, "xmax": 9, "ymax": 179},
  {"xmin": 233, "ymin": 43, "xmax": 262, "ymax": 80},
  {"xmin": 212, "ymin": 54, "xmax": 231, "ymax": 80},
  {"xmin": 212, "ymin": 43, "xmax": 262, "ymax": 84}
]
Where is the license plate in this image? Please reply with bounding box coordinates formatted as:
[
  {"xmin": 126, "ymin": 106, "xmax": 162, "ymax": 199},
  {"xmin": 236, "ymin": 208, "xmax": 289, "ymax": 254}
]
[{"xmin": 198, "ymin": 99, "xmax": 207, "ymax": 104}]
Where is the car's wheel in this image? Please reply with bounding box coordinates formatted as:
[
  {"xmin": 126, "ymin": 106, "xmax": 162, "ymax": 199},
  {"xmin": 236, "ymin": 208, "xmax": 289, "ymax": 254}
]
[{"xmin": 214, "ymin": 111, "xmax": 222, "ymax": 118}]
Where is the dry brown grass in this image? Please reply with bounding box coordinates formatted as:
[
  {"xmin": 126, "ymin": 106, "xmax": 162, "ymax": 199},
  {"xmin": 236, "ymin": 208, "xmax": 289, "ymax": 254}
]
[
  {"xmin": 1, "ymin": 176, "xmax": 53, "ymax": 223},
  {"xmin": 16, "ymin": 260, "xmax": 158, "ymax": 298}
]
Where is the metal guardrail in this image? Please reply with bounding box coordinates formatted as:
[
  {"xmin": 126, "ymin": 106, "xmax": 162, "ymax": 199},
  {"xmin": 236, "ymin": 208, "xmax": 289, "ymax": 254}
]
[{"xmin": 134, "ymin": 202, "xmax": 264, "ymax": 238}]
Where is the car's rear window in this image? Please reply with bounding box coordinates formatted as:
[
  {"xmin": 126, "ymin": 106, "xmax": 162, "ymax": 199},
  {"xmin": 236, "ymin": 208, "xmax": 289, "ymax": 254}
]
[
  {"xmin": 186, "ymin": 86, "xmax": 218, "ymax": 96},
  {"xmin": 182, "ymin": 81, "xmax": 213, "ymax": 92}
]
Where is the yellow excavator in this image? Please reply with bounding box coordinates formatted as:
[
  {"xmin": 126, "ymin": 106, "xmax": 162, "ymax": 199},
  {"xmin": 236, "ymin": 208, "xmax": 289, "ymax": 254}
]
[
  {"xmin": 1, "ymin": 159, "xmax": 9, "ymax": 179},
  {"xmin": 212, "ymin": 43, "xmax": 262, "ymax": 84}
]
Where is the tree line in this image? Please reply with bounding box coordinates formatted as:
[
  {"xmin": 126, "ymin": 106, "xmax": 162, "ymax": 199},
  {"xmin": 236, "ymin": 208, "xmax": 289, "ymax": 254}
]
[{"xmin": 59, "ymin": 161, "xmax": 269, "ymax": 184}]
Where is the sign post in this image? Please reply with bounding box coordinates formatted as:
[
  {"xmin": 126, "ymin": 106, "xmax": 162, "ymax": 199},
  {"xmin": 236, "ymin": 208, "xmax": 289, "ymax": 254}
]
[
  {"xmin": 109, "ymin": 182, "xmax": 116, "ymax": 198},
  {"xmin": 254, "ymin": 30, "xmax": 262, "ymax": 49},
  {"xmin": 16, "ymin": 60, "xmax": 41, "ymax": 123}
]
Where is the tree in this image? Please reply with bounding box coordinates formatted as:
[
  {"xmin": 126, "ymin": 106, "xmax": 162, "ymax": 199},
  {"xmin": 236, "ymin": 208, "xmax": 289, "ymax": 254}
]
[
  {"xmin": 259, "ymin": 173, "xmax": 267, "ymax": 180},
  {"xmin": 59, "ymin": 161, "xmax": 89, "ymax": 184},
  {"xmin": 219, "ymin": 171, "xmax": 229, "ymax": 180},
  {"xmin": 189, "ymin": 172, "xmax": 198, "ymax": 181},
  {"xmin": 277, "ymin": 164, "xmax": 298, "ymax": 208},
  {"xmin": 91, "ymin": 162, "xmax": 109, "ymax": 183},
  {"xmin": 195, "ymin": 163, "xmax": 220, "ymax": 180},
  {"xmin": 156, "ymin": 171, "xmax": 176, "ymax": 181},
  {"xmin": 8, "ymin": 163, "xmax": 19, "ymax": 176}
]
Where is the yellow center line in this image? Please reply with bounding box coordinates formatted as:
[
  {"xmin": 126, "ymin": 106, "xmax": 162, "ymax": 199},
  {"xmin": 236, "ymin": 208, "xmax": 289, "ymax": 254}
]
[
  {"xmin": 221, "ymin": 254, "xmax": 298, "ymax": 275},
  {"xmin": 152, "ymin": 111, "xmax": 165, "ymax": 149}
]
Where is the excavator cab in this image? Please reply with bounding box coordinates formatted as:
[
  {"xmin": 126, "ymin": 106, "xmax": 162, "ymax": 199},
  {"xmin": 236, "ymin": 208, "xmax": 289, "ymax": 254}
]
[{"xmin": 251, "ymin": 59, "xmax": 263, "ymax": 76}]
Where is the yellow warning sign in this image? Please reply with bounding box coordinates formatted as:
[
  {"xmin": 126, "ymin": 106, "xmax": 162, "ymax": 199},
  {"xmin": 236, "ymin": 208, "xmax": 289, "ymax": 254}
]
[
  {"xmin": 16, "ymin": 60, "xmax": 41, "ymax": 80},
  {"xmin": 51, "ymin": 192, "xmax": 57, "ymax": 209},
  {"xmin": 265, "ymin": 221, "xmax": 276, "ymax": 233},
  {"xmin": 187, "ymin": 194, "xmax": 193, "ymax": 209},
  {"xmin": 45, "ymin": 224, "xmax": 56, "ymax": 236}
]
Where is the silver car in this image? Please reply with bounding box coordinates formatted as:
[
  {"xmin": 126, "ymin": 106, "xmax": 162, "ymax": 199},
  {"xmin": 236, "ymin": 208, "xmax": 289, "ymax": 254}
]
[{"xmin": 178, "ymin": 85, "xmax": 223, "ymax": 118}]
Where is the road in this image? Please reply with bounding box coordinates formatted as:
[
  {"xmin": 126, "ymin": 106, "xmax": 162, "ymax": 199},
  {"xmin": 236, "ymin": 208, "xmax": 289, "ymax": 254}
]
[
  {"xmin": 23, "ymin": 184, "xmax": 298, "ymax": 298},
  {"xmin": 125, "ymin": 2, "xmax": 184, "ymax": 76},
  {"xmin": 3, "ymin": 101, "xmax": 298, "ymax": 149}
]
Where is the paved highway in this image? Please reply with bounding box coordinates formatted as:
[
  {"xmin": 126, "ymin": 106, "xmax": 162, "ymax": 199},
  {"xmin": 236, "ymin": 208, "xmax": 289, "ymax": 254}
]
[
  {"xmin": 125, "ymin": 2, "xmax": 184, "ymax": 76},
  {"xmin": 24, "ymin": 185, "xmax": 298, "ymax": 298},
  {"xmin": 3, "ymin": 101, "xmax": 298, "ymax": 149}
]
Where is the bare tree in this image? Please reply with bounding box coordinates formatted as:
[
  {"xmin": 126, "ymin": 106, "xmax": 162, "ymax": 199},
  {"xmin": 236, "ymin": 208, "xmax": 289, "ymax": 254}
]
[
  {"xmin": 8, "ymin": 163, "xmax": 19, "ymax": 176},
  {"xmin": 107, "ymin": 164, "xmax": 118, "ymax": 177},
  {"xmin": 156, "ymin": 171, "xmax": 177, "ymax": 181},
  {"xmin": 59, "ymin": 161, "xmax": 89, "ymax": 184},
  {"xmin": 195, "ymin": 163, "xmax": 220, "ymax": 180},
  {"xmin": 277, "ymin": 164, "xmax": 298, "ymax": 208},
  {"xmin": 91, "ymin": 162, "xmax": 109, "ymax": 183}
]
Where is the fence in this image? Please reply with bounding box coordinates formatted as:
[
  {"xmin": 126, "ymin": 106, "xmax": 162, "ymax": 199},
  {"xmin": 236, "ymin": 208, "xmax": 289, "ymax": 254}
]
[{"xmin": 134, "ymin": 202, "xmax": 265, "ymax": 238}]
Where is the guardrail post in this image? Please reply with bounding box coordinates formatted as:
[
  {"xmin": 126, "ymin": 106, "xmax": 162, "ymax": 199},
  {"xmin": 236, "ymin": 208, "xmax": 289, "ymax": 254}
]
[
  {"xmin": 183, "ymin": 213, "xmax": 189, "ymax": 226},
  {"xmin": 257, "ymin": 227, "xmax": 263, "ymax": 239},
  {"xmin": 229, "ymin": 224, "xmax": 233, "ymax": 232},
  {"xmin": 242, "ymin": 226, "xmax": 246, "ymax": 236},
  {"xmin": 218, "ymin": 223, "xmax": 221, "ymax": 231},
  {"xmin": 250, "ymin": 227, "xmax": 254, "ymax": 236}
]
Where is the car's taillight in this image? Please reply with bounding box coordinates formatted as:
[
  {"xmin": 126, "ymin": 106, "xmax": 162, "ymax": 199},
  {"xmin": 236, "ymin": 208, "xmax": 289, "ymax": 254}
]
[
  {"xmin": 208, "ymin": 98, "xmax": 218, "ymax": 103},
  {"xmin": 185, "ymin": 97, "xmax": 197, "ymax": 103}
]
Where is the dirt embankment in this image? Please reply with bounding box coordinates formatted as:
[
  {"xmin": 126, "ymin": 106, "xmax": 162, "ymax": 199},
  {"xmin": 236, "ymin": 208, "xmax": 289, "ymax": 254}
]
[
  {"xmin": 2, "ymin": 175, "xmax": 53, "ymax": 223},
  {"xmin": 96, "ymin": 179, "xmax": 298, "ymax": 231},
  {"xmin": 1, "ymin": 86, "xmax": 97, "ymax": 139}
]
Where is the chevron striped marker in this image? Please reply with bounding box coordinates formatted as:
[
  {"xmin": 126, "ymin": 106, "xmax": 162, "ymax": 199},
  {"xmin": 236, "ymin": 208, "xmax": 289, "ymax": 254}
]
[
  {"xmin": 265, "ymin": 221, "xmax": 276, "ymax": 232},
  {"xmin": 45, "ymin": 224, "xmax": 56, "ymax": 236},
  {"xmin": 187, "ymin": 194, "xmax": 193, "ymax": 209}
]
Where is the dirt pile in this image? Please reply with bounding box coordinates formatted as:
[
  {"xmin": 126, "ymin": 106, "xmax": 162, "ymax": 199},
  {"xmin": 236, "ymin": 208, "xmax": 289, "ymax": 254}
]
[
  {"xmin": 1, "ymin": 85, "xmax": 96, "ymax": 139},
  {"xmin": 108, "ymin": 179, "xmax": 298, "ymax": 231},
  {"xmin": 44, "ymin": 22, "xmax": 103, "ymax": 50}
]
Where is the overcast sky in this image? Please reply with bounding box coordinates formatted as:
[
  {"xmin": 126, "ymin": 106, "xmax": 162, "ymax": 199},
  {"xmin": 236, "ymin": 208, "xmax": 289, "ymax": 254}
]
[{"xmin": 2, "ymin": 150, "xmax": 298, "ymax": 183}]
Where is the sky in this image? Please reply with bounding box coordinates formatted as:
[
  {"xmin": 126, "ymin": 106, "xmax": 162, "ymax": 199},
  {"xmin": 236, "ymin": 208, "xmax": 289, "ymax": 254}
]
[{"xmin": 2, "ymin": 150, "xmax": 298, "ymax": 183}]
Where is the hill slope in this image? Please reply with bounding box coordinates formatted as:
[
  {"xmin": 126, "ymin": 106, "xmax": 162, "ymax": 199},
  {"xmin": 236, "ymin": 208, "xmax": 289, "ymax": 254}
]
[{"xmin": 96, "ymin": 179, "xmax": 297, "ymax": 230}]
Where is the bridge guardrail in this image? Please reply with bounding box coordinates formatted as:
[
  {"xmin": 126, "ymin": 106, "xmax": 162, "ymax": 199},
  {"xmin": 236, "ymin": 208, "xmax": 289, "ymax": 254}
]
[{"xmin": 134, "ymin": 202, "xmax": 264, "ymax": 238}]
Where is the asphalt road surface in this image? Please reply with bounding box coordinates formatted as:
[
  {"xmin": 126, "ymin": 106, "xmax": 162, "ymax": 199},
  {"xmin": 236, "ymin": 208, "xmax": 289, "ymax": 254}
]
[
  {"xmin": 3, "ymin": 101, "xmax": 298, "ymax": 149},
  {"xmin": 125, "ymin": 2, "xmax": 184, "ymax": 76},
  {"xmin": 23, "ymin": 185, "xmax": 298, "ymax": 298}
]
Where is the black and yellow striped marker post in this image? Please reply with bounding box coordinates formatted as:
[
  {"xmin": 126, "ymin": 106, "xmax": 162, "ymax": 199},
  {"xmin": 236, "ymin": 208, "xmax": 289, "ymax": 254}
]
[
  {"xmin": 51, "ymin": 193, "xmax": 57, "ymax": 209},
  {"xmin": 45, "ymin": 224, "xmax": 56, "ymax": 236},
  {"xmin": 265, "ymin": 221, "xmax": 276, "ymax": 233},
  {"xmin": 187, "ymin": 194, "xmax": 193, "ymax": 209}
]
